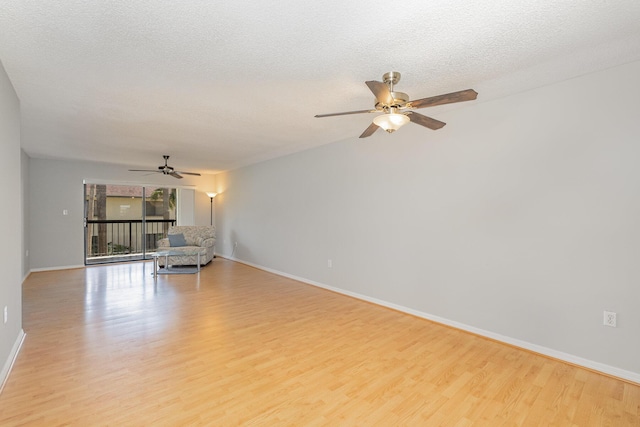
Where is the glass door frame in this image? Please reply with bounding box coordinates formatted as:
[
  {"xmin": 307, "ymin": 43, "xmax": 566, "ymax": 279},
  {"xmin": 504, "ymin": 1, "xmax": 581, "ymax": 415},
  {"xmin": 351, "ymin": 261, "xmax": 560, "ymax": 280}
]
[{"xmin": 83, "ymin": 181, "xmax": 177, "ymax": 265}]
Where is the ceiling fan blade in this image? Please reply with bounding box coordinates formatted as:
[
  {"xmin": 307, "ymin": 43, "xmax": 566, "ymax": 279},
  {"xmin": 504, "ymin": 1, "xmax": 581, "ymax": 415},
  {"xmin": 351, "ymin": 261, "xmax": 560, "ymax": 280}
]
[
  {"xmin": 359, "ymin": 122, "xmax": 380, "ymax": 138},
  {"xmin": 407, "ymin": 112, "xmax": 446, "ymax": 130},
  {"xmin": 315, "ymin": 109, "xmax": 374, "ymax": 118},
  {"xmin": 365, "ymin": 80, "xmax": 394, "ymax": 105},
  {"xmin": 175, "ymin": 171, "xmax": 201, "ymax": 176},
  {"xmin": 409, "ymin": 89, "xmax": 478, "ymax": 109},
  {"xmin": 129, "ymin": 169, "xmax": 161, "ymax": 173},
  {"xmin": 169, "ymin": 172, "xmax": 183, "ymax": 179}
]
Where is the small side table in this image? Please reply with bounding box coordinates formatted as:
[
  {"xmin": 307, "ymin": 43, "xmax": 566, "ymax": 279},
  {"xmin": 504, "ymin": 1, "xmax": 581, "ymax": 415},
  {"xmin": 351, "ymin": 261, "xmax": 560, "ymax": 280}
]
[{"xmin": 152, "ymin": 250, "xmax": 201, "ymax": 279}]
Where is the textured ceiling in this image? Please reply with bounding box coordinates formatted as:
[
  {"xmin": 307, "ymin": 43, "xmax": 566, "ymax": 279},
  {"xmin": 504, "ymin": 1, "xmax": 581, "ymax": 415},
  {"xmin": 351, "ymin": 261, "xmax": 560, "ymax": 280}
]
[{"xmin": 1, "ymin": 1, "xmax": 640, "ymax": 174}]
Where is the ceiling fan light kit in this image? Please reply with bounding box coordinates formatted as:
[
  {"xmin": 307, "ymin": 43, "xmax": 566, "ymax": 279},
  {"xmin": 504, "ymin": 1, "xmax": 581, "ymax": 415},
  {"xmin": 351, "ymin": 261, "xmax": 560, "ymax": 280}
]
[
  {"xmin": 372, "ymin": 109, "xmax": 409, "ymax": 133},
  {"xmin": 315, "ymin": 71, "xmax": 477, "ymax": 138}
]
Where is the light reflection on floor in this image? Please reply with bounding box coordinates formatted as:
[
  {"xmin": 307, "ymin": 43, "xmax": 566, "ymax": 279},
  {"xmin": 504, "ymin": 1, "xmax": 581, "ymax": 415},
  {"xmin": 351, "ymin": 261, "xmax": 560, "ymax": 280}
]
[{"xmin": 83, "ymin": 261, "xmax": 178, "ymax": 341}]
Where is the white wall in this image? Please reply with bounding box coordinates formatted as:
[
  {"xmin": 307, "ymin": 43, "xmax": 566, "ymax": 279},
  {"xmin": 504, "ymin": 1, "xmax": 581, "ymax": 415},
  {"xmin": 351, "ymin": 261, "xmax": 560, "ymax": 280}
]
[
  {"xmin": 21, "ymin": 149, "xmax": 30, "ymax": 280},
  {"xmin": 0, "ymin": 59, "xmax": 24, "ymax": 386},
  {"xmin": 29, "ymin": 158, "xmax": 215, "ymax": 270},
  {"xmin": 215, "ymin": 60, "xmax": 640, "ymax": 380},
  {"xmin": 177, "ymin": 188, "xmax": 195, "ymax": 226}
]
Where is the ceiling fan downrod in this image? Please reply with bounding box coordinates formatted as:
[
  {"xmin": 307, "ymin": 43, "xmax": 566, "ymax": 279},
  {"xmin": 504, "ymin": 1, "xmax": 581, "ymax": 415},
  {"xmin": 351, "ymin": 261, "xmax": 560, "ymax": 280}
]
[{"xmin": 383, "ymin": 71, "xmax": 401, "ymax": 92}]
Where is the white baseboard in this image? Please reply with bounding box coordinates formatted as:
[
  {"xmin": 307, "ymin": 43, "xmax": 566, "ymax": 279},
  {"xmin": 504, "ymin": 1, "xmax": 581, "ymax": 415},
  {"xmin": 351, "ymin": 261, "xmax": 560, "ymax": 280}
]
[
  {"xmin": 220, "ymin": 255, "xmax": 640, "ymax": 385},
  {"xmin": 0, "ymin": 329, "xmax": 25, "ymax": 394},
  {"xmin": 30, "ymin": 264, "xmax": 84, "ymax": 273}
]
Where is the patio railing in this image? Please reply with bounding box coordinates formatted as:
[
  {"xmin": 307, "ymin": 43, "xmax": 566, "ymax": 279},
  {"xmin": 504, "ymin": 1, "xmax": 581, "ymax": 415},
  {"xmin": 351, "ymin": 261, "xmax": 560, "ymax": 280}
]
[{"xmin": 86, "ymin": 219, "xmax": 176, "ymax": 259}]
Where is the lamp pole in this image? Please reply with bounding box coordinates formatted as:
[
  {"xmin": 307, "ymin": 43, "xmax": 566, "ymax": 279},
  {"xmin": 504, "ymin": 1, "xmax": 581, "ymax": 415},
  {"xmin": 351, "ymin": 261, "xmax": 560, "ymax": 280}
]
[{"xmin": 206, "ymin": 192, "xmax": 217, "ymax": 225}]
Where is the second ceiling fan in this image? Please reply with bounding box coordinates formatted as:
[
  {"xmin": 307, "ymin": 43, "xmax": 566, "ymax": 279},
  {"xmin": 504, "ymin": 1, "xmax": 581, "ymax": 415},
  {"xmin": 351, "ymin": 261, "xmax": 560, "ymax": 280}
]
[
  {"xmin": 315, "ymin": 71, "xmax": 477, "ymax": 138},
  {"xmin": 129, "ymin": 155, "xmax": 201, "ymax": 179}
]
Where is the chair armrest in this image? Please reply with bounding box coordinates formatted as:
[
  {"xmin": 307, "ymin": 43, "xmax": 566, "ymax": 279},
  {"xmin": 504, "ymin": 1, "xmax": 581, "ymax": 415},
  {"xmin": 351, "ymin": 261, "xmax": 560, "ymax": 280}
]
[{"xmin": 198, "ymin": 237, "xmax": 216, "ymax": 248}]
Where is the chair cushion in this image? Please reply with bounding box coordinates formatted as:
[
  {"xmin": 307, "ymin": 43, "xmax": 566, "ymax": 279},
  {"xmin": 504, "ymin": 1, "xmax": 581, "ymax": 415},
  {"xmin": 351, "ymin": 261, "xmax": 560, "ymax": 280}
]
[{"xmin": 168, "ymin": 233, "xmax": 187, "ymax": 247}]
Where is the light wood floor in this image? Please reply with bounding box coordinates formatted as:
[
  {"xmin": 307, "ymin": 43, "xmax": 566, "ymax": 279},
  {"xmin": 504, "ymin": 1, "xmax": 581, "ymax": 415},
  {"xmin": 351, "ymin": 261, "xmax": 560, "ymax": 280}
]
[{"xmin": 1, "ymin": 259, "xmax": 638, "ymax": 426}]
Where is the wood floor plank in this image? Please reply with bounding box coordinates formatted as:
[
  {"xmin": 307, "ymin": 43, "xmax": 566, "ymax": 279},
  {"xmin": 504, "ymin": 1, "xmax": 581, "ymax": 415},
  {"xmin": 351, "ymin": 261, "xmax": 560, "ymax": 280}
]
[{"xmin": 1, "ymin": 259, "xmax": 638, "ymax": 425}]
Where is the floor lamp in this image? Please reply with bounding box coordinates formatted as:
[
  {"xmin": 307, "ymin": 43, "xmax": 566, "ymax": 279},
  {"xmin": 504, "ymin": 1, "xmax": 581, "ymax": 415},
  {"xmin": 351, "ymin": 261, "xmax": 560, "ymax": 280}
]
[{"xmin": 207, "ymin": 192, "xmax": 217, "ymax": 257}]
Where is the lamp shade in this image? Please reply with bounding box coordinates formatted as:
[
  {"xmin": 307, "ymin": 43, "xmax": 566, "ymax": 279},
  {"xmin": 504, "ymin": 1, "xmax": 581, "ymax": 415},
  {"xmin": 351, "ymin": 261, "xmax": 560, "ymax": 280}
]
[
  {"xmin": 373, "ymin": 113, "xmax": 410, "ymax": 133},
  {"xmin": 206, "ymin": 192, "xmax": 217, "ymax": 198}
]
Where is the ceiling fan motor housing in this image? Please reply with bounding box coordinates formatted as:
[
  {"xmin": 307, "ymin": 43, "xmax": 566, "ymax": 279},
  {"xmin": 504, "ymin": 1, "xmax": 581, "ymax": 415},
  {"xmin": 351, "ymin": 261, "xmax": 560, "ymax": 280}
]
[
  {"xmin": 375, "ymin": 91, "xmax": 409, "ymax": 111},
  {"xmin": 159, "ymin": 154, "xmax": 174, "ymax": 174}
]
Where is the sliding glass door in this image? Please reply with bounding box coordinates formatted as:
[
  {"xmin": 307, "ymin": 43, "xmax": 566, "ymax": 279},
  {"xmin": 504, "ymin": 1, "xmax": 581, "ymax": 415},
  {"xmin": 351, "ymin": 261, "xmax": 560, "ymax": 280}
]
[{"xmin": 84, "ymin": 184, "xmax": 177, "ymax": 265}]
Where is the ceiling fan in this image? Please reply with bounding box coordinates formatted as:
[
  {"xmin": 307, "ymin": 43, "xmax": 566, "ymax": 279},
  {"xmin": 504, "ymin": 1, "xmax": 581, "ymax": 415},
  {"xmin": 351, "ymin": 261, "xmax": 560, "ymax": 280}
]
[
  {"xmin": 129, "ymin": 155, "xmax": 201, "ymax": 179},
  {"xmin": 315, "ymin": 71, "xmax": 477, "ymax": 138}
]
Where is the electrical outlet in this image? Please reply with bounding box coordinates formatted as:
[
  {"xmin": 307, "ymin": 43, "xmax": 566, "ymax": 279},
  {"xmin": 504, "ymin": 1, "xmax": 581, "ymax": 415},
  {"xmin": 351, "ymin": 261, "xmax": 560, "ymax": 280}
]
[
  {"xmin": 603, "ymin": 311, "xmax": 617, "ymax": 327},
  {"xmin": 3, "ymin": 306, "xmax": 7, "ymax": 324},
  {"xmin": 328, "ymin": 259, "xmax": 332, "ymax": 268}
]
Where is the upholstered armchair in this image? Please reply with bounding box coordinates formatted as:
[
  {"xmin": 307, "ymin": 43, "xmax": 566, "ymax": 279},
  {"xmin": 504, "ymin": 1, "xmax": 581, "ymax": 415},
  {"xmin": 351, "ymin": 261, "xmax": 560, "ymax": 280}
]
[{"xmin": 156, "ymin": 225, "xmax": 216, "ymax": 267}]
